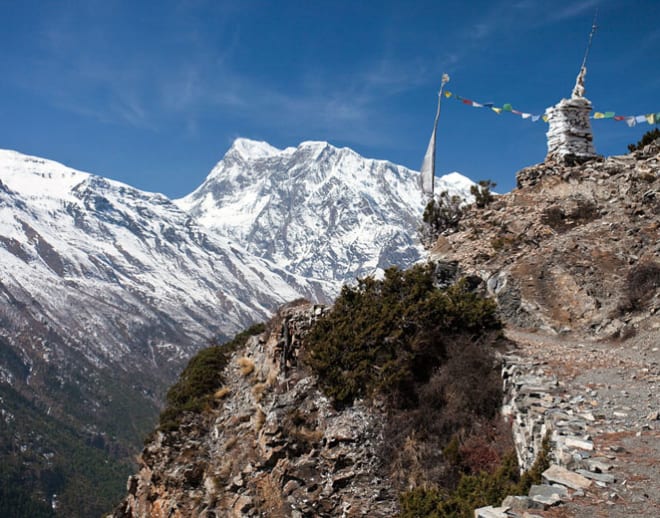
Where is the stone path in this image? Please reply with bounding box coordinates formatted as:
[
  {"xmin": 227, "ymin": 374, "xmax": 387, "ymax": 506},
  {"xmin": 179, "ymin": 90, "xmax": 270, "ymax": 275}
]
[{"xmin": 477, "ymin": 326, "xmax": 660, "ymax": 517}]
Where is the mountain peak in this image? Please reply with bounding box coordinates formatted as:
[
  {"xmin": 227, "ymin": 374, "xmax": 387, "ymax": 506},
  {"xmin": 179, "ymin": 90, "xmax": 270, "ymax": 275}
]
[
  {"xmin": 177, "ymin": 139, "xmax": 476, "ymax": 285},
  {"xmin": 229, "ymin": 138, "xmax": 281, "ymax": 160}
]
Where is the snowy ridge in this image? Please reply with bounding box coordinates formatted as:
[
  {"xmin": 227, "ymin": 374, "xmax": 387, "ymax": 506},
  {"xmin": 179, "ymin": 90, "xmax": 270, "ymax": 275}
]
[
  {"xmin": 177, "ymin": 138, "xmax": 474, "ymax": 285},
  {"xmin": 0, "ymin": 149, "xmax": 331, "ymax": 377}
]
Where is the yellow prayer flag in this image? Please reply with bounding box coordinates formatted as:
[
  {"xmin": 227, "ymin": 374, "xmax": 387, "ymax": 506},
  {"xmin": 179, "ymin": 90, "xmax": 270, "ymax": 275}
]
[
  {"xmin": 444, "ymin": 91, "xmax": 452, "ymax": 98},
  {"xmin": 491, "ymin": 107, "xmax": 502, "ymax": 114},
  {"xmin": 646, "ymin": 114, "xmax": 655, "ymax": 124},
  {"xmin": 542, "ymin": 114, "xmax": 549, "ymax": 122},
  {"xmin": 594, "ymin": 112, "xmax": 605, "ymax": 119}
]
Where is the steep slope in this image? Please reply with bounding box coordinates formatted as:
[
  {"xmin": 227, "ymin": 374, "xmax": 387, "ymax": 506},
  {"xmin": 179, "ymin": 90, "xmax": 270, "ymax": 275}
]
[
  {"xmin": 0, "ymin": 149, "xmax": 329, "ymax": 516},
  {"xmin": 176, "ymin": 138, "xmax": 474, "ymax": 286},
  {"xmin": 429, "ymin": 140, "xmax": 660, "ymax": 336}
]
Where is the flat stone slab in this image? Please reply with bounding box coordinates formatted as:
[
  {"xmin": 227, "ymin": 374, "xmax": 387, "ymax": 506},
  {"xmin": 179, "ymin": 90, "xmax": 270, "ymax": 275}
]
[
  {"xmin": 531, "ymin": 493, "xmax": 562, "ymax": 507},
  {"xmin": 562, "ymin": 436, "xmax": 594, "ymax": 451},
  {"xmin": 542, "ymin": 464, "xmax": 592, "ymax": 490},
  {"xmin": 584, "ymin": 458, "xmax": 613, "ymax": 473},
  {"xmin": 474, "ymin": 505, "xmax": 509, "ymax": 518},
  {"xmin": 501, "ymin": 495, "xmax": 534, "ymax": 511},
  {"xmin": 575, "ymin": 469, "xmax": 616, "ymax": 483},
  {"xmin": 529, "ymin": 483, "xmax": 568, "ymax": 499}
]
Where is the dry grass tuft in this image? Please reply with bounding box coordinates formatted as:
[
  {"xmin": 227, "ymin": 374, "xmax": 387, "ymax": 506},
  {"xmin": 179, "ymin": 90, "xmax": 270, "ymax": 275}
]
[
  {"xmin": 214, "ymin": 386, "xmax": 231, "ymax": 399},
  {"xmin": 254, "ymin": 408, "xmax": 266, "ymax": 432},
  {"xmin": 237, "ymin": 356, "xmax": 255, "ymax": 376},
  {"xmin": 252, "ymin": 382, "xmax": 267, "ymax": 402}
]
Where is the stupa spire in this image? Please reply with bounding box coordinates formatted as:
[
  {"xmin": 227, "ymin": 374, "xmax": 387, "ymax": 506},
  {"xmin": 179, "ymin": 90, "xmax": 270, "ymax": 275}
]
[
  {"xmin": 572, "ymin": 12, "xmax": 598, "ymax": 99},
  {"xmin": 545, "ymin": 13, "xmax": 599, "ymax": 164}
]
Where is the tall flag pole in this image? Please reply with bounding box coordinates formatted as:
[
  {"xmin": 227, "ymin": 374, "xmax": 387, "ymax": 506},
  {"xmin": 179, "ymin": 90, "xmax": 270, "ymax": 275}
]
[{"xmin": 420, "ymin": 73, "xmax": 450, "ymax": 197}]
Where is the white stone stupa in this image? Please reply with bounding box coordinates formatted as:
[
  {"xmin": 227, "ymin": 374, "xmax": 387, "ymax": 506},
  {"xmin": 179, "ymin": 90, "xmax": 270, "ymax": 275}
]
[{"xmin": 544, "ymin": 66, "xmax": 597, "ymax": 164}]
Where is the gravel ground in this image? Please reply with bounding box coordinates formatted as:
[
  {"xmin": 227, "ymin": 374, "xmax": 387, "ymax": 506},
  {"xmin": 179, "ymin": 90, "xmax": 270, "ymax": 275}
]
[{"xmin": 505, "ymin": 318, "xmax": 660, "ymax": 518}]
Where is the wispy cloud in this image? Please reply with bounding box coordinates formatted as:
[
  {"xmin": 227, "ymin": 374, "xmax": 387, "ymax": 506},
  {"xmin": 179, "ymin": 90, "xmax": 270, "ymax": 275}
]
[{"xmin": 548, "ymin": 0, "xmax": 599, "ymax": 22}]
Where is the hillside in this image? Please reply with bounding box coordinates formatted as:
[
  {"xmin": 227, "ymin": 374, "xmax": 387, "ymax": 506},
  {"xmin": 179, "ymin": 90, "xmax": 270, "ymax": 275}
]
[
  {"xmin": 112, "ymin": 140, "xmax": 659, "ymax": 517},
  {"xmin": 429, "ymin": 139, "xmax": 659, "ymax": 336}
]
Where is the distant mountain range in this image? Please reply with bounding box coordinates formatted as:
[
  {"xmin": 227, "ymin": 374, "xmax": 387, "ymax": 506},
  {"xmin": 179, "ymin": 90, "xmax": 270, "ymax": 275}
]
[
  {"xmin": 0, "ymin": 141, "xmax": 474, "ymax": 516},
  {"xmin": 177, "ymin": 138, "xmax": 474, "ymax": 284}
]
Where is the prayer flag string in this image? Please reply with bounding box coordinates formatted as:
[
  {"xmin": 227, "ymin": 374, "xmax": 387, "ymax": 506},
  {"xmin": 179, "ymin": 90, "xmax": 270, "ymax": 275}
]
[{"xmin": 443, "ymin": 90, "xmax": 659, "ymax": 126}]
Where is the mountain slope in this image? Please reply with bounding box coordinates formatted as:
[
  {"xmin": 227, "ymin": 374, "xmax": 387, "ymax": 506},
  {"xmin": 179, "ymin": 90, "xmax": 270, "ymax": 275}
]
[
  {"xmin": 176, "ymin": 138, "xmax": 474, "ymax": 285},
  {"xmin": 0, "ymin": 149, "xmax": 329, "ymax": 516}
]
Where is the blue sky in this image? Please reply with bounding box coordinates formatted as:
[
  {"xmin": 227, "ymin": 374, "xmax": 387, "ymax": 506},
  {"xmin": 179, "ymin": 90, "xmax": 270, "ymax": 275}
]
[{"xmin": 0, "ymin": 0, "xmax": 658, "ymax": 197}]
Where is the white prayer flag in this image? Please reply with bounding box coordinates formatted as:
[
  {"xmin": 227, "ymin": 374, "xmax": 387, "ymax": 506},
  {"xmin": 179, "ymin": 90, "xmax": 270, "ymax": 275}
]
[{"xmin": 420, "ymin": 74, "xmax": 449, "ymax": 196}]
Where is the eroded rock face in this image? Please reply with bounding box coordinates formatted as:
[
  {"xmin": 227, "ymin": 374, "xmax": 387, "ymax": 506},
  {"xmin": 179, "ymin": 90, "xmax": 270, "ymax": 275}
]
[
  {"xmin": 432, "ymin": 144, "xmax": 660, "ymax": 336},
  {"xmin": 112, "ymin": 302, "xmax": 398, "ymax": 518}
]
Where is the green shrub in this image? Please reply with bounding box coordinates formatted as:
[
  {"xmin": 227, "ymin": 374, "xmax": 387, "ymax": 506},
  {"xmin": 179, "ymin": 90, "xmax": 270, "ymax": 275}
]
[
  {"xmin": 419, "ymin": 191, "xmax": 464, "ymax": 247},
  {"xmin": 470, "ymin": 180, "xmax": 496, "ymax": 209},
  {"xmin": 303, "ymin": 263, "xmax": 501, "ymax": 408},
  {"xmin": 628, "ymin": 127, "xmax": 660, "ymax": 152},
  {"xmin": 158, "ymin": 323, "xmax": 265, "ymax": 432}
]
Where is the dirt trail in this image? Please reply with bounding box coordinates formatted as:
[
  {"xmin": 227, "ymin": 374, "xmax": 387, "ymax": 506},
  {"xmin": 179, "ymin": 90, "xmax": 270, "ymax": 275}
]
[{"xmin": 505, "ymin": 325, "xmax": 660, "ymax": 517}]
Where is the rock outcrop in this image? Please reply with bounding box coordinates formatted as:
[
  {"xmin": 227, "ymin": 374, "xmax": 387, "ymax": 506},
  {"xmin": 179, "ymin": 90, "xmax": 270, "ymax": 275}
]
[
  {"xmin": 112, "ymin": 302, "xmax": 399, "ymax": 518},
  {"xmin": 431, "ymin": 140, "xmax": 659, "ymax": 337}
]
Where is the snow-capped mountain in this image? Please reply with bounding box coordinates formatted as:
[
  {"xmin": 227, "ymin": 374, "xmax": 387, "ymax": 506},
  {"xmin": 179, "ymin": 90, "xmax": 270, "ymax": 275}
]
[
  {"xmin": 0, "ymin": 149, "xmax": 333, "ymax": 490},
  {"xmin": 0, "ymin": 149, "xmax": 329, "ymax": 372},
  {"xmin": 177, "ymin": 138, "xmax": 474, "ymax": 287}
]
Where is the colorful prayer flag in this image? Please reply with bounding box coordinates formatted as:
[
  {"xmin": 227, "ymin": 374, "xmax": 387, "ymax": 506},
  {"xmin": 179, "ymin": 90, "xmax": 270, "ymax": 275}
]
[
  {"xmin": 502, "ymin": 103, "xmax": 513, "ymax": 112},
  {"xmin": 604, "ymin": 112, "xmax": 615, "ymax": 119},
  {"xmin": 594, "ymin": 112, "xmax": 605, "ymax": 119},
  {"xmin": 492, "ymin": 107, "xmax": 502, "ymax": 114}
]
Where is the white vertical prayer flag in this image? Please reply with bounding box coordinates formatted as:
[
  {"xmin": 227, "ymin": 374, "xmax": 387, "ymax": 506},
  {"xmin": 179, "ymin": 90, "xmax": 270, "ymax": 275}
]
[{"xmin": 420, "ymin": 74, "xmax": 449, "ymax": 196}]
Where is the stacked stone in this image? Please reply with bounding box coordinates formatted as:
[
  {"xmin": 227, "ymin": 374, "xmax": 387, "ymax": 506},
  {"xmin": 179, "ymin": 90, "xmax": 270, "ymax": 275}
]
[
  {"xmin": 545, "ymin": 96, "xmax": 597, "ymax": 164},
  {"xmin": 479, "ymin": 353, "xmax": 625, "ymax": 517}
]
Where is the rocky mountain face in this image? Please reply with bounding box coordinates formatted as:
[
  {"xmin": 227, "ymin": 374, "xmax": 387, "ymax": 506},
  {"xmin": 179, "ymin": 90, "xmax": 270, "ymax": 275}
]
[
  {"xmin": 430, "ymin": 140, "xmax": 660, "ymax": 336},
  {"xmin": 176, "ymin": 138, "xmax": 474, "ymax": 285},
  {"xmin": 113, "ymin": 141, "xmax": 659, "ymax": 517}
]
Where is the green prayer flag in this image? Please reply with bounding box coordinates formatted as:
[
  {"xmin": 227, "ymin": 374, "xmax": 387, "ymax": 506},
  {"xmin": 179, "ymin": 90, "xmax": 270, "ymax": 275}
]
[
  {"xmin": 603, "ymin": 111, "xmax": 615, "ymax": 119},
  {"xmin": 502, "ymin": 103, "xmax": 513, "ymax": 112}
]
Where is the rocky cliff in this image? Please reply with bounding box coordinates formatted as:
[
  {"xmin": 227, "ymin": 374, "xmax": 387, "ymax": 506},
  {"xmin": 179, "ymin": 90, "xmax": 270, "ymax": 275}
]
[{"xmin": 113, "ymin": 302, "xmax": 399, "ymax": 518}]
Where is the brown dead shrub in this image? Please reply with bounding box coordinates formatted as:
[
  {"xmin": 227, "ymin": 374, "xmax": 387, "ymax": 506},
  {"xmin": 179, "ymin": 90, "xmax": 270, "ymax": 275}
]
[{"xmin": 621, "ymin": 261, "xmax": 660, "ymax": 311}]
